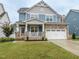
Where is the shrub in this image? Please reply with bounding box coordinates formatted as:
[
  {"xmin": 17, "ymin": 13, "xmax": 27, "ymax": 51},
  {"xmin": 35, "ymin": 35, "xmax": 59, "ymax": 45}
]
[
  {"xmin": 2, "ymin": 24, "xmax": 14, "ymax": 37},
  {"xmin": 45, "ymin": 38, "xmax": 48, "ymax": 41},
  {"xmin": 76, "ymin": 36, "xmax": 79, "ymax": 39},
  {"xmin": 42, "ymin": 37, "xmax": 45, "ymax": 41},
  {"xmin": 0, "ymin": 38, "xmax": 15, "ymax": 42},
  {"xmin": 27, "ymin": 36, "xmax": 29, "ymax": 41},
  {"xmin": 72, "ymin": 33, "xmax": 76, "ymax": 39},
  {"xmin": 41, "ymin": 37, "xmax": 48, "ymax": 41}
]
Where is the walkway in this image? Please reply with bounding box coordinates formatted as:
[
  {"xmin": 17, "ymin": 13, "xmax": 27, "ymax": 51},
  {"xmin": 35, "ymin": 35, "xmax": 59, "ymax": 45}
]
[{"xmin": 49, "ymin": 40, "xmax": 79, "ymax": 56}]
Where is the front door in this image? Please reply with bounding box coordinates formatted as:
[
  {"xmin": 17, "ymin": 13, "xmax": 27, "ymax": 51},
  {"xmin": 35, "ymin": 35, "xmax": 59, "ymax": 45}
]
[
  {"xmin": 30, "ymin": 26, "xmax": 39, "ymax": 32},
  {"xmin": 29, "ymin": 26, "xmax": 39, "ymax": 36}
]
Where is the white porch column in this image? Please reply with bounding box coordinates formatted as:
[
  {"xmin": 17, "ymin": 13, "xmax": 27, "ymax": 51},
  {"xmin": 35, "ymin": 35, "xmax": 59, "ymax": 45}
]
[
  {"xmin": 42, "ymin": 24, "xmax": 44, "ymax": 32},
  {"xmin": 25, "ymin": 23, "xmax": 27, "ymax": 40},
  {"xmin": 25, "ymin": 23, "xmax": 27, "ymax": 32},
  {"xmin": 16, "ymin": 23, "xmax": 19, "ymax": 32},
  {"xmin": 42, "ymin": 24, "xmax": 45, "ymax": 37}
]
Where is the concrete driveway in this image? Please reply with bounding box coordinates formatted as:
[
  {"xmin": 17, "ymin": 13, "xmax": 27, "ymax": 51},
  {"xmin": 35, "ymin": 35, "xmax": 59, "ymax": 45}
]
[{"xmin": 49, "ymin": 39, "xmax": 79, "ymax": 56}]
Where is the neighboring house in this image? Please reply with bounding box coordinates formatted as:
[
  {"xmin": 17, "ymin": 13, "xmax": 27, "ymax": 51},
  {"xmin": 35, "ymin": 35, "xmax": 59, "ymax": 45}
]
[
  {"xmin": 0, "ymin": 3, "xmax": 10, "ymax": 37},
  {"xmin": 66, "ymin": 9, "xmax": 79, "ymax": 36},
  {"xmin": 15, "ymin": 0, "xmax": 68, "ymax": 40}
]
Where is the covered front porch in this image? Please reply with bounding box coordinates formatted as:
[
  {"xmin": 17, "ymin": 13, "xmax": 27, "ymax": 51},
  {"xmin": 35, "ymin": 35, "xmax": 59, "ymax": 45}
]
[{"xmin": 15, "ymin": 19, "xmax": 45, "ymax": 40}]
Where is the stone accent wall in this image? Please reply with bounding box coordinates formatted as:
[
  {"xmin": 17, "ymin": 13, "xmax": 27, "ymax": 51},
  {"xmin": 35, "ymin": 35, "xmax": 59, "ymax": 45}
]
[{"xmin": 45, "ymin": 24, "xmax": 67, "ymax": 30}]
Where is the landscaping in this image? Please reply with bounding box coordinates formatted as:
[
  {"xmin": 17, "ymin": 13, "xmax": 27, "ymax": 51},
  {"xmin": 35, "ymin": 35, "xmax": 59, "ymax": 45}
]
[
  {"xmin": 0, "ymin": 38, "xmax": 15, "ymax": 42},
  {"xmin": 0, "ymin": 41, "xmax": 79, "ymax": 59},
  {"xmin": 72, "ymin": 33, "xmax": 79, "ymax": 40}
]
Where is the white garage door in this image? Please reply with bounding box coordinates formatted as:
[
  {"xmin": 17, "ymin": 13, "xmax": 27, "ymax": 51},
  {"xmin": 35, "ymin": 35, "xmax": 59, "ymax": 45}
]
[{"xmin": 46, "ymin": 29, "xmax": 67, "ymax": 39}]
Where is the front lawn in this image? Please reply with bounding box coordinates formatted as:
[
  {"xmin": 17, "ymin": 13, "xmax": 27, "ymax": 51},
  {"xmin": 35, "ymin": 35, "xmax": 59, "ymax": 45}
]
[{"xmin": 0, "ymin": 41, "xmax": 79, "ymax": 59}]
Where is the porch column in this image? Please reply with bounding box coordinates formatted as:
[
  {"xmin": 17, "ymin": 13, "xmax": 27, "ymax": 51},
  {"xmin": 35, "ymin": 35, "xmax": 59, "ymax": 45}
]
[
  {"xmin": 16, "ymin": 23, "xmax": 19, "ymax": 38},
  {"xmin": 42, "ymin": 24, "xmax": 44, "ymax": 32},
  {"xmin": 42, "ymin": 24, "xmax": 44, "ymax": 37},
  {"xmin": 25, "ymin": 23, "xmax": 27, "ymax": 40},
  {"xmin": 16, "ymin": 23, "xmax": 19, "ymax": 32},
  {"xmin": 25, "ymin": 23, "xmax": 27, "ymax": 32}
]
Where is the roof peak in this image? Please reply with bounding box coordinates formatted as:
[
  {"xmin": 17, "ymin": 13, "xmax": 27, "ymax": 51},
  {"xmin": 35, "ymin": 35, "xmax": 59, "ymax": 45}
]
[
  {"xmin": 40, "ymin": 0, "xmax": 45, "ymax": 3},
  {"xmin": 70, "ymin": 9, "xmax": 79, "ymax": 13},
  {"xmin": 41, "ymin": 0, "xmax": 44, "ymax": 2}
]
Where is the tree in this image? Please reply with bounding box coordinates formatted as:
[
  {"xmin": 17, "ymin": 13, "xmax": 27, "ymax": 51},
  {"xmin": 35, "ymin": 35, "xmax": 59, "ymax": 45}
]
[
  {"xmin": 72, "ymin": 33, "xmax": 76, "ymax": 39},
  {"xmin": 2, "ymin": 24, "xmax": 13, "ymax": 37}
]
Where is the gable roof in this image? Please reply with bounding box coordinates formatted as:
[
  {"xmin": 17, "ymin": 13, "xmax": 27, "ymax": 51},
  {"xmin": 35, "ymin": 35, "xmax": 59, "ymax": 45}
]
[
  {"xmin": 16, "ymin": 18, "xmax": 44, "ymax": 25},
  {"xmin": 24, "ymin": 18, "xmax": 44, "ymax": 23},
  {"xmin": 18, "ymin": 0, "xmax": 60, "ymax": 16},
  {"xmin": 18, "ymin": 8, "xmax": 29, "ymax": 13},
  {"xmin": 0, "ymin": 3, "xmax": 5, "ymax": 15},
  {"xmin": 0, "ymin": 3, "xmax": 5, "ymax": 19},
  {"xmin": 65, "ymin": 9, "xmax": 79, "ymax": 20},
  {"xmin": 71, "ymin": 9, "xmax": 79, "ymax": 13},
  {"xmin": 28, "ymin": 0, "xmax": 60, "ymax": 15},
  {"xmin": 0, "ymin": 3, "xmax": 10, "ymax": 24}
]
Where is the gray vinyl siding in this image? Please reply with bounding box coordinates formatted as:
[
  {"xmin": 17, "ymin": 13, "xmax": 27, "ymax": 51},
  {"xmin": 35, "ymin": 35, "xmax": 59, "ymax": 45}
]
[{"xmin": 66, "ymin": 10, "xmax": 79, "ymax": 35}]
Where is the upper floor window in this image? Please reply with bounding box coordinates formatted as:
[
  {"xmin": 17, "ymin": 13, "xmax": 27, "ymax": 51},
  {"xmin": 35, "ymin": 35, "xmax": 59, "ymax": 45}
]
[
  {"xmin": 30, "ymin": 14, "xmax": 38, "ymax": 19},
  {"xmin": 45, "ymin": 15, "xmax": 58, "ymax": 22},
  {"xmin": 50, "ymin": 16, "xmax": 52, "ymax": 21},
  {"xmin": 26, "ymin": 13, "xmax": 30, "ymax": 19},
  {"xmin": 19, "ymin": 12, "xmax": 60, "ymax": 22},
  {"xmin": 53, "ymin": 15, "xmax": 57, "ymax": 22},
  {"xmin": 19, "ymin": 13, "xmax": 26, "ymax": 21},
  {"xmin": 39, "ymin": 14, "xmax": 45, "ymax": 21},
  {"xmin": 46, "ymin": 16, "xmax": 53, "ymax": 22},
  {"xmin": 46, "ymin": 16, "xmax": 49, "ymax": 21}
]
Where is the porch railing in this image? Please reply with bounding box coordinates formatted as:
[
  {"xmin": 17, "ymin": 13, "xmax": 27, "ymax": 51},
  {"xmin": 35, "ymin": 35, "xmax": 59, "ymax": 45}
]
[
  {"xmin": 28, "ymin": 32, "xmax": 44, "ymax": 37},
  {"xmin": 15, "ymin": 32, "xmax": 45, "ymax": 38}
]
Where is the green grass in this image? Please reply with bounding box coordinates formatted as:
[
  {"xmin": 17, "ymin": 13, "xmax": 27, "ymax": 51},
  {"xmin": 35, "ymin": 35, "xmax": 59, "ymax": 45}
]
[{"xmin": 0, "ymin": 41, "xmax": 79, "ymax": 59}]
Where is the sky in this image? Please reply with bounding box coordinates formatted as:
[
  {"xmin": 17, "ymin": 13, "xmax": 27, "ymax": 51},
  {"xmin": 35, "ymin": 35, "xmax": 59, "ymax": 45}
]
[{"xmin": 0, "ymin": 0, "xmax": 79, "ymax": 23}]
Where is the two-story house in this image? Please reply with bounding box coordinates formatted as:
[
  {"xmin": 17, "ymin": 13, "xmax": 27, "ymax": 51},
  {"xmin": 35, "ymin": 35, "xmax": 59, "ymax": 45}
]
[{"xmin": 15, "ymin": 0, "xmax": 68, "ymax": 40}]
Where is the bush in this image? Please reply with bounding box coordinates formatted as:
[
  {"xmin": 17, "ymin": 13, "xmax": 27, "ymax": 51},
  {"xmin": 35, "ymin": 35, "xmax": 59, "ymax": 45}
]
[
  {"xmin": 2, "ymin": 24, "xmax": 14, "ymax": 37},
  {"xmin": 42, "ymin": 37, "xmax": 45, "ymax": 41},
  {"xmin": 0, "ymin": 38, "xmax": 15, "ymax": 42},
  {"xmin": 45, "ymin": 38, "xmax": 48, "ymax": 41},
  {"xmin": 72, "ymin": 33, "xmax": 76, "ymax": 39},
  {"xmin": 42, "ymin": 37, "xmax": 48, "ymax": 41},
  {"xmin": 27, "ymin": 36, "xmax": 29, "ymax": 41}
]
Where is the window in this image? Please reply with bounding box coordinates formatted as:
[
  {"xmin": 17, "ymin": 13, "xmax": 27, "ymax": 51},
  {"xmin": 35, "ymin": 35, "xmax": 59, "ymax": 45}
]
[
  {"xmin": 57, "ymin": 30, "xmax": 60, "ymax": 31},
  {"xmin": 19, "ymin": 13, "xmax": 26, "ymax": 21},
  {"xmin": 53, "ymin": 15, "xmax": 57, "ymax": 22},
  {"xmin": 26, "ymin": 13, "xmax": 30, "ymax": 19},
  {"xmin": 51, "ymin": 30, "xmax": 55, "ymax": 31},
  {"xmin": 50, "ymin": 16, "xmax": 52, "ymax": 21},
  {"xmin": 47, "ymin": 30, "xmax": 50, "ymax": 31},
  {"xmin": 30, "ymin": 26, "xmax": 38, "ymax": 32},
  {"xmin": 46, "ymin": 16, "xmax": 49, "ymax": 21},
  {"xmin": 39, "ymin": 14, "xmax": 45, "ymax": 21},
  {"xmin": 46, "ymin": 16, "xmax": 53, "ymax": 22},
  {"xmin": 30, "ymin": 14, "xmax": 37, "ymax": 19}
]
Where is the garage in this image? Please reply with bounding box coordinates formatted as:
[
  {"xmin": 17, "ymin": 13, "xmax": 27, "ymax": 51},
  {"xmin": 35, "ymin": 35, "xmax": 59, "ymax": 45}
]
[{"xmin": 46, "ymin": 29, "xmax": 67, "ymax": 39}]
